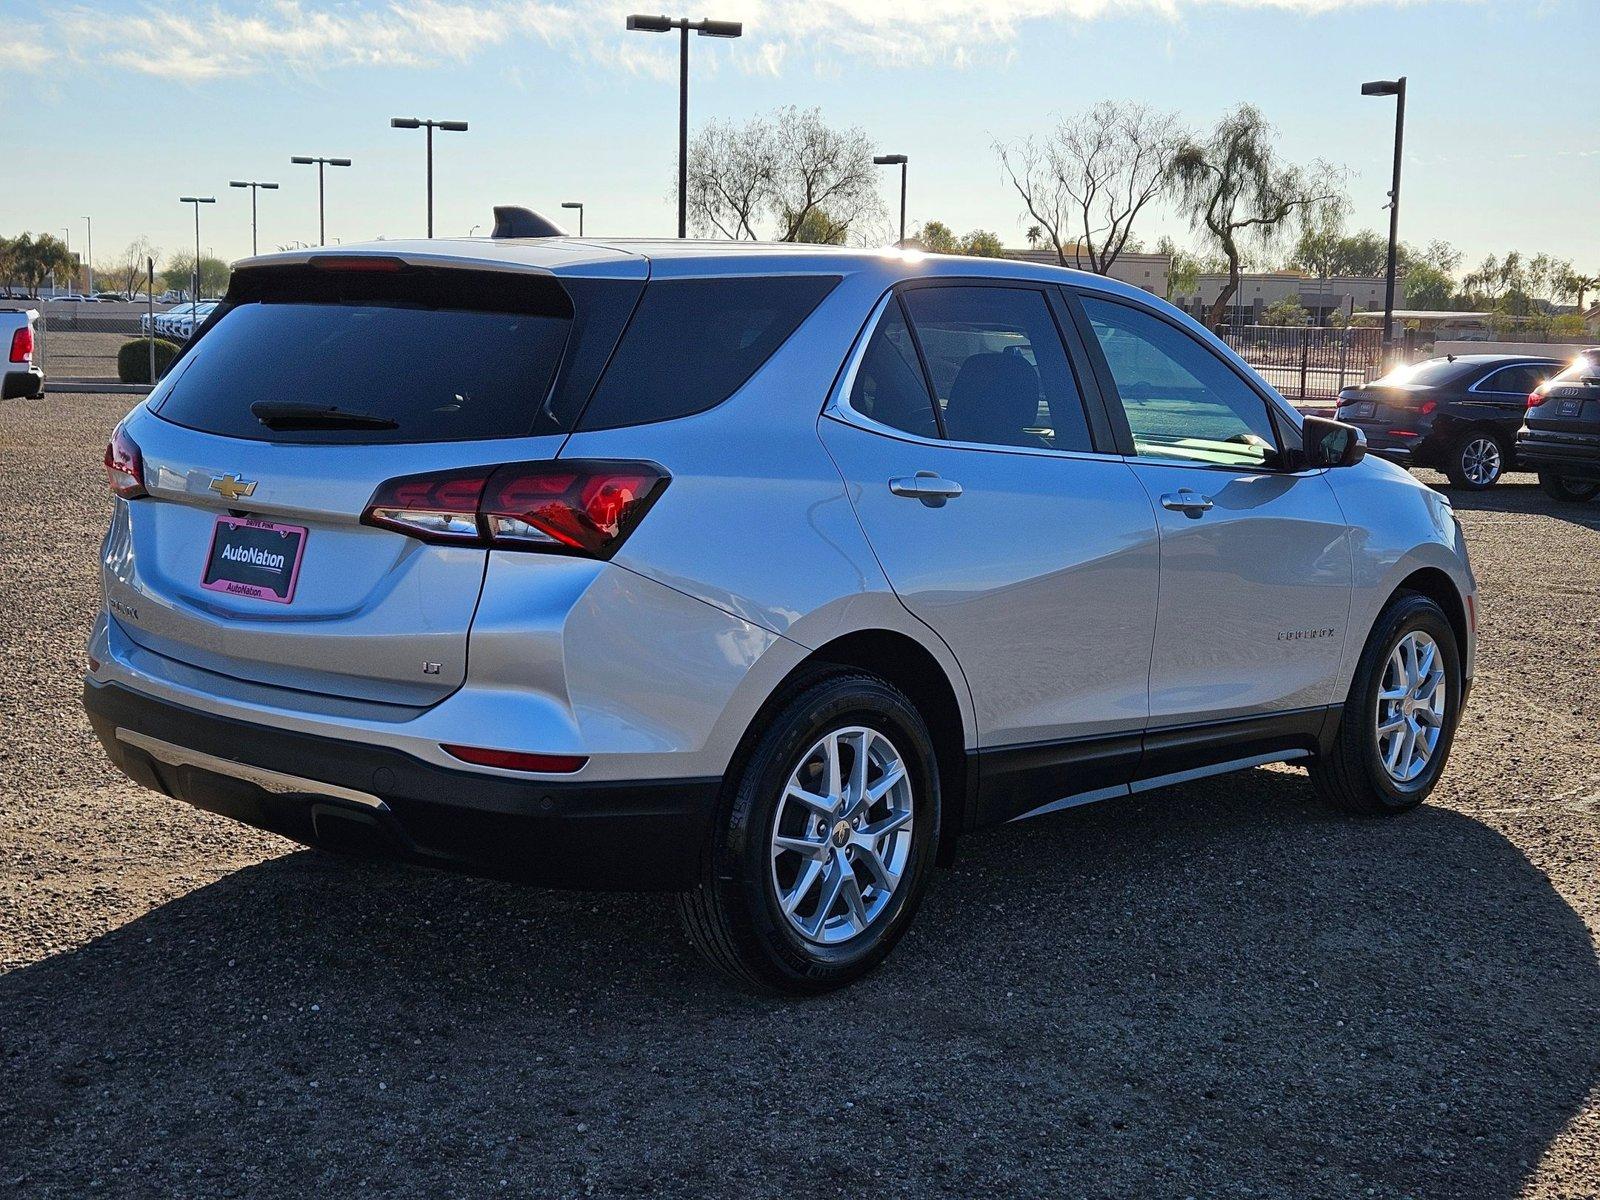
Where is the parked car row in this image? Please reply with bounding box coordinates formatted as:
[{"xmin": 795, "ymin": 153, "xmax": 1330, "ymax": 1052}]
[
  {"xmin": 142, "ymin": 301, "xmax": 220, "ymax": 341},
  {"xmin": 1337, "ymin": 349, "xmax": 1600, "ymax": 501}
]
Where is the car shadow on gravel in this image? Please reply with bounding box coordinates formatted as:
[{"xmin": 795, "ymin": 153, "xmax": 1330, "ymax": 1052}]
[
  {"xmin": 1429, "ymin": 478, "xmax": 1600, "ymax": 529},
  {"xmin": 3, "ymin": 768, "xmax": 1597, "ymax": 1199}
]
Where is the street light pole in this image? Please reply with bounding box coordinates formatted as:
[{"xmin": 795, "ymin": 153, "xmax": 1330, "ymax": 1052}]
[
  {"xmin": 1362, "ymin": 76, "xmax": 1407, "ymax": 365},
  {"xmin": 561, "ymin": 202, "xmax": 585, "ymax": 236},
  {"xmin": 873, "ymin": 155, "xmax": 908, "ymax": 245},
  {"xmin": 390, "ymin": 118, "xmax": 469, "ymax": 237},
  {"xmin": 229, "ymin": 180, "xmax": 281, "ymax": 256},
  {"xmin": 626, "ymin": 14, "xmax": 743, "ymax": 238},
  {"xmin": 179, "ymin": 196, "xmax": 216, "ymax": 301},
  {"xmin": 82, "ymin": 216, "xmax": 93, "ymax": 295},
  {"xmin": 289, "ymin": 156, "xmax": 352, "ymax": 246}
]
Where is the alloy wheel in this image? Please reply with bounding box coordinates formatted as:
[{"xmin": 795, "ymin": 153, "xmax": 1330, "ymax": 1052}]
[
  {"xmin": 1460, "ymin": 437, "xmax": 1502, "ymax": 486},
  {"xmin": 1374, "ymin": 630, "xmax": 1447, "ymax": 784},
  {"xmin": 769, "ymin": 726, "xmax": 915, "ymax": 946}
]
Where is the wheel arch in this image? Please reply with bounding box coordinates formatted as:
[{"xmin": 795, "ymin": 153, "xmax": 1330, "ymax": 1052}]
[{"xmin": 1392, "ymin": 565, "xmax": 1470, "ymax": 666}]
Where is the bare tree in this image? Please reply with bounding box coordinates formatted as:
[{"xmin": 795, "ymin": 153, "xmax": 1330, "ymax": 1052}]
[
  {"xmin": 996, "ymin": 100, "xmax": 1184, "ymax": 275},
  {"xmin": 1168, "ymin": 105, "xmax": 1344, "ymax": 329},
  {"xmin": 105, "ymin": 237, "xmax": 161, "ymax": 298},
  {"xmin": 686, "ymin": 117, "xmax": 771, "ymax": 240},
  {"xmin": 683, "ymin": 106, "xmax": 883, "ymax": 244}
]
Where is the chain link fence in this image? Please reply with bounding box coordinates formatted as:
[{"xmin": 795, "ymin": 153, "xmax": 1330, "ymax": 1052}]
[{"xmin": 32, "ymin": 310, "xmax": 157, "ymax": 384}]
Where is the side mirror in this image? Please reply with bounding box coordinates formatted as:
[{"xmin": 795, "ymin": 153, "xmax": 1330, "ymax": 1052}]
[{"xmin": 1299, "ymin": 415, "xmax": 1367, "ymax": 469}]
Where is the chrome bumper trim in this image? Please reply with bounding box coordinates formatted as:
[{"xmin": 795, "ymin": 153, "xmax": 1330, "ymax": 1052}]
[{"xmin": 115, "ymin": 727, "xmax": 389, "ymax": 811}]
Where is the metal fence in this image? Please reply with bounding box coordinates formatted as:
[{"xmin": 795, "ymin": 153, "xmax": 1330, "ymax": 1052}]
[
  {"xmin": 1219, "ymin": 325, "xmax": 1384, "ymax": 406},
  {"xmin": 32, "ymin": 312, "xmax": 151, "ymax": 382}
]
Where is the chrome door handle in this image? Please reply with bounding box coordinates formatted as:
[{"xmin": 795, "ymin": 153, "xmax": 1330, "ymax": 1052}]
[
  {"xmin": 1160, "ymin": 490, "xmax": 1213, "ymax": 516},
  {"xmin": 890, "ymin": 472, "xmax": 963, "ymax": 506}
]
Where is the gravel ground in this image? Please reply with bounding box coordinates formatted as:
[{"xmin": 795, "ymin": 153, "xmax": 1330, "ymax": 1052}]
[{"xmin": 2, "ymin": 392, "xmax": 1597, "ymax": 1199}]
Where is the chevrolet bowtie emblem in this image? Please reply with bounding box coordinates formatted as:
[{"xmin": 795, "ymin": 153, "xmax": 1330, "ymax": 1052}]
[{"xmin": 208, "ymin": 474, "xmax": 258, "ymax": 502}]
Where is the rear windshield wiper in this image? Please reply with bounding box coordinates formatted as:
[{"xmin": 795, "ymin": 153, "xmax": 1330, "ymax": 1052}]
[{"xmin": 250, "ymin": 401, "xmax": 399, "ymax": 431}]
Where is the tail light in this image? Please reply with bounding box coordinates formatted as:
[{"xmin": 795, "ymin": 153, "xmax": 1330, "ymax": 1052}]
[
  {"xmin": 362, "ymin": 460, "xmax": 668, "ymax": 559},
  {"xmin": 104, "ymin": 424, "xmax": 147, "ymax": 498},
  {"xmin": 8, "ymin": 324, "xmax": 32, "ymax": 363},
  {"xmin": 1417, "ymin": 399, "xmax": 1437, "ymax": 415},
  {"xmin": 1526, "ymin": 389, "xmax": 1544, "ymax": 409}
]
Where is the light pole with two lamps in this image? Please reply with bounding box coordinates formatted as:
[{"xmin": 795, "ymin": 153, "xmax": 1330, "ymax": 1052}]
[
  {"xmin": 289, "ymin": 156, "xmax": 351, "ymax": 246},
  {"xmin": 389, "ymin": 117, "xmax": 469, "ymax": 237},
  {"xmin": 229, "ymin": 180, "xmax": 280, "ymax": 256},
  {"xmin": 179, "ymin": 196, "xmax": 215, "ymax": 302}
]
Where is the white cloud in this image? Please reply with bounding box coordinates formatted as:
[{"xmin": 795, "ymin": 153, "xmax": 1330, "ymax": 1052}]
[
  {"xmin": 4, "ymin": 20, "xmax": 58, "ymax": 71},
  {"xmin": 47, "ymin": 0, "xmax": 1468, "ymax": 82}
]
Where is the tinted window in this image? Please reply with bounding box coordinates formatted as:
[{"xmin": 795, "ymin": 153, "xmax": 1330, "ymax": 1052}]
[
  {"xmin": 1478, "ymin": 364, "xmax": 1552, "ymax": 394},
  {"xmin": 1081, "ymin": 296, "xmax": 1278, "ymax": 468},
  {"xmin": 899, "ymin": 286, "xmax": 1092, "ymax": 452},
  {"xmin": 153, "ymin": 301, "xmax": 571, "ymax": 445},
  {"xmin": 577, "ymin": 275, "xmax": 840, "ymax": 431},
  {"xmin": 848, "ymin": 298, "xmax": 940, "ymax": 438}
]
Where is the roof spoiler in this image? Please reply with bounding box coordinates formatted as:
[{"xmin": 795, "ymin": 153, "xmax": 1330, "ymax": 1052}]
[{"xmin": 491, "ymin": 206, "xmax": 568, "ymax": 238}]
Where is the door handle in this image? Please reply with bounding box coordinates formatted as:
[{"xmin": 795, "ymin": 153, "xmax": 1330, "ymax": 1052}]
[
  {"xmin": 1160, "ymin": 490, "xmax": 1213, "ymax": 517},
  {"xmin": 890, "ymin": 471, "xmax": 963, "ymax": 506}
]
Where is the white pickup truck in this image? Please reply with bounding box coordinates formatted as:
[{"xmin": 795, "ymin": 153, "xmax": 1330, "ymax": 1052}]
[{"xmin": 1, "ymin": 308, "xmax": 45, "ymax": 399}]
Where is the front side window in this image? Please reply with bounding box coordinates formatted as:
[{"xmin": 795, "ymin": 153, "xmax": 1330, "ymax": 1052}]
[
  {"xmin": 1080, "ymin": 296, "xmax": 1279, "ymax": 468},
  {"xmin": 898, "ymin": 286, "xmax": 1093, "ymax": 452}
]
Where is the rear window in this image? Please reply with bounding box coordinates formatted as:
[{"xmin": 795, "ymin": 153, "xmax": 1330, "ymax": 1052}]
[
  {"xmin": 1367, "ymin": 358, "xmax": 1475, "ymax": 388},
  {"xmin": 153, "ymin": 267, "xmax": 575, "ymax": 445},
  {"xmin": 575, "ymin": 275, "xmax": 840, "ymax": 431},
  {"xmin": 1550, "ymin": 350, "xmax": 1600, "ymax": 386}
]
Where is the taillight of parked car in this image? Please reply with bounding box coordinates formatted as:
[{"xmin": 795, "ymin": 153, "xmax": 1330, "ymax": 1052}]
[
  {"xmin": 104, "ymin": 424, "xmax": 148, "ymax": 499},
  {"xmin": 1417, "ymin": 399, "xmax": 1437, "ymax": 415},
  {"xmin": 9, "ymin": 325, "xmax": 32, "ymax": 363},
  {"xmin": 1526, "ymin": 390, "xmax": 1545, "ymax": 409},
  {"xmin": 362, "ymin": 460, "xmax": 669, "ymax": 559}
]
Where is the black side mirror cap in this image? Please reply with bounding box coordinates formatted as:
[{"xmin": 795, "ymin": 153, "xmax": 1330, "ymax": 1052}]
[{"xmin": 1298, "ymin": 415, "xmax": 1367, "ymax": 469}]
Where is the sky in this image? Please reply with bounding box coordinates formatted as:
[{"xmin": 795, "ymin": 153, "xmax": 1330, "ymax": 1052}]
[{"xmin": 3, "ymin": 0, "xmax": 1596, "ymax": 276}]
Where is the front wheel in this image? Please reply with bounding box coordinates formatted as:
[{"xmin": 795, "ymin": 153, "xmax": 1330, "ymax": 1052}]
[
  {"xmin": 1444, "ymin": 430, "xmax": 1505, "ymax": 490},
  {"xmin": 1311, "ymin": 592, "xmax": 1462, "ymax": 815},
  {"xmin": 1537, "ymin": 471, "xmax": 1600, "ymax": 503},
  {"xmin": 676, "ymin": 672, "xmax": 941, "ymax": 993}
]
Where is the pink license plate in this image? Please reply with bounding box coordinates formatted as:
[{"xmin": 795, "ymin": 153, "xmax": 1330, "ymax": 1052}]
[{"xmin": 200, "ymin": 515, "xmax": 308, "ymax": 605}]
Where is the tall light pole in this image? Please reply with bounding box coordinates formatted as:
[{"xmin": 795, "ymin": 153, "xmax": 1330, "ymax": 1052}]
[
  {"xmin": 561, "ymin": 201, "xmax": 585, "ymax": 236},
  {"xmin": 61, "ymin": 228, "xmax": 72, "ymax": 294},
  {"xmin": 81, "ymin": 216, "xmax": 94, "ymax": 295},
  {"xmin": 626, "ymin": 14, "xmax": 743, "ymax": 238},
  {"xmin": 289, "ymin": 155, "xmax": 351, "ymax": 246},
  {"xmin": 390, "ymin": 117, "xmax": 468, "ymax": 237},
  {"xmin": 873, "ymin": 155, "xmax": 908, "ymax": 246},
  {"xmin": 229, "ymin": 180, "xmax": 280, "ymax": 256},
  {"xmin": 179, "ymin": 196, "xmax": 215, "ymax": 301},
  {"xmin": 1362, "ymin": 76, "xmax": 1406, "ymax": 365}
]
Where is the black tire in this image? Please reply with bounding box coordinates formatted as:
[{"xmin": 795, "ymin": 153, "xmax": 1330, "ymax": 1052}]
[
  {"xmin": 1443, "ymin": 429, "xmax": 1506, "ymax": 490},
  {"xmin": 1311, "ymin": 592, "xmax": 1462, "ymax": 816},
  {"xmin": 1537, "ymin": 471, "xmax": 1600, "ymax": 504},
  {"xmin": 675, "ymin": 672, "xmax": 941, "ymax": 994}
]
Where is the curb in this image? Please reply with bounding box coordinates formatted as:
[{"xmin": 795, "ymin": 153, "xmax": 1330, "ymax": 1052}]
[{"xmin": 43, "ymin": 380, "xmax": 154, "ymax": 395}]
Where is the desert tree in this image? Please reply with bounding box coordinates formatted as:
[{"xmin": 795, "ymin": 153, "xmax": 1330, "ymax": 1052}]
[
  {"xmin": 996, "ymin": 100, "xmax": 1184, "ymax": 275},
  {"xmin": 685, "ymin": 116, "xmax": 771, "ymax": 240},
  {"xmin": 105, "ymin": 237, "xmax": 162, "ymax": 299},
  {"xmin": 1168, "ymin": 104, "xmax": 1343, "ymax": 329}
]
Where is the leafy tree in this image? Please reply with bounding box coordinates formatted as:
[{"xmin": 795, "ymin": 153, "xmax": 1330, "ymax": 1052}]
[
  {"xmin": 161, "ymin": 254, "xmax": 231, "ymax": 298},
  {"xmin": 3, "ymin": 233, "xmax": 77, "ymax": 294},
  {"xmin": 1156, "ymin": 235, "xmax": 1202, "ymax": 301},
  {"xmin": 1024, "ymin": 224, "xmax": 1044, "ymax": 250},
  {"xmin": 960, "ymin": 229, "xmax": 1006, "ymax": 257},
  {"xmin": 997, "ymin": 100, "xmax": 1184, "ymax": 276},
  {"xmin": 1292, "ymin": 227, "xmax": 1389, "ymax": 279},
  {"xmin": 911, "ymin": 220, "xmax": 959, "ymax": 253},
  {"xmin": 1262, "ymin": 298, "xmax": 1311, "ymax": 326},
  {"xmin": 684, "ymin": 106, "xmax": 883, "ymax": 244},
  {"xmin": 1561, "ymin": 268, "xmax": 1598, "ymax": 312},
  {"xmin": 1168, "ymin": 104, "xmax": 1343, "ymax": 329},
  {"xmin": 1402, "ymin": 262, "xmax": 1456, "ymax": 311}
]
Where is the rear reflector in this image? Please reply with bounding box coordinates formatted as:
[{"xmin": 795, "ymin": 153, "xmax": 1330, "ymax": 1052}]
[
  {"xmin": 442, "ymin": 744, "xmax": 588, "ymax": 773},
  {"xmin": 9, "ymin": 324, "xmax": 32, "ymax": 363},
  {"xmin": 104, "ymin": 423, "xmax": 147, "ymax": 498},
  {"xmin": 363, "ymin": 460, "xmax": 668, "ymax": 558}
]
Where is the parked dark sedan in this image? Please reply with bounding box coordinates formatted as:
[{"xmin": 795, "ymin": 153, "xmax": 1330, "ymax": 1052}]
[
  {"xmin": 1336, "ymin": 353, "xmax": 1566, "ymax": 489},
  {"xmin": 1518, "ymin": 347, "xmax": 1600, "ymax": 503}
]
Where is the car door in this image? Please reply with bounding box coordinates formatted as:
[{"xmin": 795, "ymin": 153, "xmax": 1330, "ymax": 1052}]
[
  {"xmin": 1071, "ymin": 292, "xmax": 1354, "ymax": 747},
  {"xmin": 819, "ymin": 281, "xmax": 1161, "ymax": 823},
  {"xmin": 1468, "ymin": 362, "xmax": 1559, "ymax": 441}
]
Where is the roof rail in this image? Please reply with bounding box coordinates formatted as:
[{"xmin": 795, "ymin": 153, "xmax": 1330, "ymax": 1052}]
[{"xmin": 491, "ymin": 207, "xmax": 568, "ymax": 238}]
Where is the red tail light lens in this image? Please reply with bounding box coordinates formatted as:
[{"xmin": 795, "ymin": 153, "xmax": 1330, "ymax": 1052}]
[
  {"xmin": 104, "ymin": 424, "xmax": 147, "ymax": 498},
  {"xmin": 1526, "ymin": 390, "xmax": 1544, "ymax": 409},
  {"xmin": 8, "ymin": 325, "xmax": 32, "ymax": 363},
  {"xmin": 441, "ymin": 744, "xmax": 587, "ymax": 773},
  {"xmin": 1417, "ymin": 399, "xmax": 1437, "ymax": 415},
  {"xmin": 362, "ymin": 460, "xmax": 668, "ymax": 558}
]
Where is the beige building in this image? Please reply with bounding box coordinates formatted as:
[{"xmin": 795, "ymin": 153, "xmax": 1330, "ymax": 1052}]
[
  {"xmin": 1004, "ymin": 248, "xmax": 1171, "ymax": 300},
  {"xmin": 1173, "ymin": 271, "xmax": 1388, "ymax": 327}
]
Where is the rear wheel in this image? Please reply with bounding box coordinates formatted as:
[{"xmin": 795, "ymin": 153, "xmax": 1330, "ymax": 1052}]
[
  {"xmin": 1444, "ymin": 430, "xmax": 1505, "ymax": 490},
  {"xmin": 1311, "ymin": 593, "xmax": 1462, "ymax": 815},
  {"xmin": 675, "ymin": 672, "xmax": 940, "ymax": 993},
  {"xmin": 1537, "ymin": 471, "xmax": 1600, "ymax": 503}
]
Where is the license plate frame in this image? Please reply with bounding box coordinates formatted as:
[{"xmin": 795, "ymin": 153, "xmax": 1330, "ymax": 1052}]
[
  {"xmin": 1353, "ymin": 401, "xmax": 1375, "ymax": 418},
  {"xmin": 200, "ymin": 515, "xmax": 309, "ymax": 605}
]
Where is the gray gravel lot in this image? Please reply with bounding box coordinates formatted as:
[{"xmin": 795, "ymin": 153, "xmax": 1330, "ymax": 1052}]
[{"xmin": 2, "ymin": 392, "xmax": 1597, "ymax": 1199}]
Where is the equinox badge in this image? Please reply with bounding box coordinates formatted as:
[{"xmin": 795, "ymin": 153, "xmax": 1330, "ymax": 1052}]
[{"xmin": 209, "ymin": 474, "xmax": 258, "ymax": 502}]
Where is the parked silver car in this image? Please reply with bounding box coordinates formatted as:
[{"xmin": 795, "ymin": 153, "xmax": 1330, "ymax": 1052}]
[{"xmin": 86, "ymin": 237, "xmax": 1477, "ymax": 991}]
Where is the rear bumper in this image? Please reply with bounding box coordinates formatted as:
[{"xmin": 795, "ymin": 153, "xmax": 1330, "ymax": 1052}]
[
  {"xmin": 2, "ymin": 367, "xmax": 43, "ymax": 399},
  {"xmin": 1515, "ymin": 430, "xmax": 1600, "ymax": 479},
  {"xmin": 84, "ymin": 680, "xmax": 720, "ymax": 890}
]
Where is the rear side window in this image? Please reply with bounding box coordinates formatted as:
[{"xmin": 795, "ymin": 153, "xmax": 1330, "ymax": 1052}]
[
  {"xmin": 154, "ymin": 266, "xmax": 576, "ymax": 445},
  {"xmin": 576, "ymin": 275, "xmax": 840, "ymax": 431}
]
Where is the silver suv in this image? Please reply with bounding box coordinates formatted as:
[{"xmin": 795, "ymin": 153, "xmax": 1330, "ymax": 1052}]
[{"xmin": 86, "ymin": 237, "xmax": 1477, "ymax": 992}]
